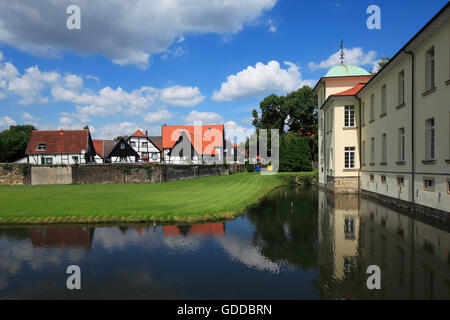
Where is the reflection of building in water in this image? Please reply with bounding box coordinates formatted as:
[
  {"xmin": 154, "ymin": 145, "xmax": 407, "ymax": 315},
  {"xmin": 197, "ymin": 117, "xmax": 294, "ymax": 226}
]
[
  {"xmin": 28, "ymin": 228, "xmax": 94, "ymax": 249},
  {"xmin": 317, "ymin": 190, "xmax": 450, "ymax": 299},
  {"xmin": 163, "ymin": 223, "xmax": 225, "ymax": 237},
  {"xmin": 318, "ymin": 191, "xmax": 360, "ymax": 282}
]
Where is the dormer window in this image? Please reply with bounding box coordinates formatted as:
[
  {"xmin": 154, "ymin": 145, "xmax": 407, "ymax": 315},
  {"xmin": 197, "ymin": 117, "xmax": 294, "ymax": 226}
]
[
  {"xmin": 37, "ymin": 143, "xmax": 46, "ymax": 151},
  {"xmin": 120, "ymin": 143, "xmax": 125, "ymax": 150}
]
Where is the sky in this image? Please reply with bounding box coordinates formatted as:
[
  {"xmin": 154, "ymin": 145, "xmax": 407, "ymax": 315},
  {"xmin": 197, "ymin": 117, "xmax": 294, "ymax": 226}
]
[{"xmin": 0, "ymin": 0, "xmax": 448, "ymax": 141}]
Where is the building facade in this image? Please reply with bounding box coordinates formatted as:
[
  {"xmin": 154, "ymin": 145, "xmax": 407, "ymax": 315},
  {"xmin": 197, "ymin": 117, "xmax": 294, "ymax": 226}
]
[
  {"xmin": 126, "ymin": 130, "xmax": 162, "ymax": 163},
  {"xmin": 162, "ymin": 124, "xmax": 225, "ymax": 164},
  {"xmin": 25, "ymin": 127, "xmax": 97, "ymax": 165},
  {"xmin": 316, "ymin": 4, "xmax": 450, "ymax": 216}
]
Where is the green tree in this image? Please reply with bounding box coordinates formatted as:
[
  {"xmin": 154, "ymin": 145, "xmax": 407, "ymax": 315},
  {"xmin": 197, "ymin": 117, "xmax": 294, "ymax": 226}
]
[
  {"xmin": 285, "ymin": 86, "xmax": 318, "ymax": 136},
  {"xmin": 259, "ymin": 94, "xmax": 287, "ymax": 132},
  {"xmin": 0, "ymin": 125, "xmax": 36, "ymax": 162}
]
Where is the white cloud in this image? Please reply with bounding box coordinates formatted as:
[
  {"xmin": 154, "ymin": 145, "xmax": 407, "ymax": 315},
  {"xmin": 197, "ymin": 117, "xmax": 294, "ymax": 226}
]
[
  {"xmin": 7, "ymin": 66, "xmax": 60, "ymax": 105},
  {"xmin": 144, "ymin": 109, "xmax": 175, "ymax": 123},
  {"xmin": 0, "ymin": 116, "xmax": 16, "ymax": 130},
  {"xmin": 308, "ymin": 47, "xmax": 378, "ymax": 71},
  {"xmin": 159, "ymin": 86, "xmax": 205, "ymax": 107},
  {"xmin": 182, "ymin": 110, "xmax": 223, "ymax": 124},
  {"xmin": 0, "ymin": 52, "xmax": 205, "ymax": 119},
  {"xmin": 225, "ymin": 120, "xmax": 252, "ymax": 143},
  {"xmin": 212, "ymin": 60, "xmax": 315, "ymax": 101},
  {"xmin": 98, "ymin": 122, "xmax": 140, "ymax": 139},
  {"xmin": 0, "ymin": 0, "xmax": 277, "ymax": 68}
]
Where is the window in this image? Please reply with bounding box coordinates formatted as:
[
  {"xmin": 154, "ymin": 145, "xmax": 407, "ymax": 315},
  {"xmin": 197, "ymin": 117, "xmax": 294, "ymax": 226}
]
[
  {"xmin": 370, "ymin": 174, "xmax": 375, "ymax": 183},
  {"xmin": 447, "ymin": 179, "xmax": 450, "ymax": 195},
  {"xmin": 398, "ymin": 128, "xmax": 405, "ymax": 162},
  {"xmin": 362, "ymin": 141, "xmax": 366, "ymax": 165},
  {"xmin": 142, "ymin": 142, "xmax": 148, "ymax": 147},
  {"xmin": 120, "ymin": 143, "xmax": 125, "ymax": 150},
  {"xmin": 345, "ymin": 147, "xmax": 356, "ymax": 169},
  {"xmin": 398, "ymin": 70, "xmax": 405, "ymax": 105},
  {"xmin": 344, "ymin": 106, "xmax": 355, "ymax": 127},
  {"xmin": 37, "ymin": 143, "xmax": 46, "ymax": 151},
  {"xmin": 425, "ymin": 118, "xmax": 435, "ymax": 160},
  {"xmin": 371, "ymin": 137, "xmax": 375, "ymax": 164},
  {"xmin": 344, "ymin": 216, "xmax": 356, "ymax": 240},
  {"xmin": 381, "ymin": 175, "xmax": 387, "ymax": 184},
  {"xmin": 72, "ymin": 156, "xmax": 79, "ymax": 163},
  {"xmin": 361, "ymin": 103, "xmax": 366, "ymax": 126},
  {"xmin": 397, "ymin": 176, "xmax": 405, "ymax": 187},
  {"xmin": 370, "ymin": 94, "xmax": 375, "ymax": 121},
  {"xmin": 142, "ymin": 152, "xmax": 149, "ymax": 158},
  {"xmin": 381, "ymin": 133, "xmax": 387, "ymax": 164},
  {"xmin": 426, "ymin": 47, "xmax": 435, "ymax": 91},
  {"xmin": 423, "ymin": 178, "xmax": 435, "ymax": 191},
  {"xmin": 381, "ymin": 85, "xmax": 387, "ymax": 115},
  {"xmin": 130, "ymin": 141, "xmax": 136, "ymax": 147},
  {"xmin": 45, "ymin": 157, "xmax": 53, "ymax": 165}
]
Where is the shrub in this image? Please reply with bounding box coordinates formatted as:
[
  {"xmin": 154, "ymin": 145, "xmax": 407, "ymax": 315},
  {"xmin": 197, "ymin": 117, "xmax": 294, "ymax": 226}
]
[{"xmin": 279, "ymin": 133, "xmax": 312, "ymax": 172}]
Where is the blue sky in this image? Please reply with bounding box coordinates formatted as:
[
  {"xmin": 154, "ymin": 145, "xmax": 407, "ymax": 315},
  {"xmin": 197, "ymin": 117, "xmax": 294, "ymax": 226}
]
[{"xmin": 0, "ymin": 0, "xmax": 447, "ymax": 140}]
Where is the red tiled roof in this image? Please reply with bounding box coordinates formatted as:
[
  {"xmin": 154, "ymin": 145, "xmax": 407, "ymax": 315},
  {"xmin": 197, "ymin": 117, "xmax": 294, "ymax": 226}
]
[
  {"xmin": 131, "ymin": 130, "xmax": 146, "ymax": 137},
  {"xmin": 93, "ymin": 139, "xmax": 104, "ymax": 157},
  {"xmin": 333, "ymin": 83, "xmax": 367, "ymax": 96},
  {"xmin": 26, "ymin": 129, "xmax": 89, "ymax": 155},
  {"xmin": 162, "ymin": 125, "xmax": 224, "ymax": 155}
]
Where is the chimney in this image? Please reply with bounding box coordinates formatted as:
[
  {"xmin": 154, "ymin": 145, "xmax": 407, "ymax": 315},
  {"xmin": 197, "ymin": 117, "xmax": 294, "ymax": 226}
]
[
  {"xmin": 84, "ymin": 125, "xmax": 89, "ymax": 130},
  {"xmin": 59, "ymin": 128, "xmax": 64, "ymax": 136},
  {"xmin": 145, "ymin": 130, "xmax": 148, "ymax": 137}
]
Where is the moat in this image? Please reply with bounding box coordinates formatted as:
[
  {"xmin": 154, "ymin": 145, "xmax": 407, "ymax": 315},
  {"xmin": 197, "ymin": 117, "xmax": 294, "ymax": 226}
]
[{"xmin": 0, "ymin": 188, "xmax": 449, "ymax": 299}]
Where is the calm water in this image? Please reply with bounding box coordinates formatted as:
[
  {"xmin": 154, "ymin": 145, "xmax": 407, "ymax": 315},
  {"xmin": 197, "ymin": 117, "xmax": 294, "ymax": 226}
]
[{"xmin": 0, "ymin": 188, "xmax": 449, "ymax": 300}]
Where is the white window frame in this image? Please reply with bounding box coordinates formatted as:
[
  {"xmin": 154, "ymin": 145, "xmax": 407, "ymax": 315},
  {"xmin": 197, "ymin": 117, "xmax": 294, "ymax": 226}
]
[
  {"xmin": 345, "ymin": 147, "xmax": 356, "ymax": 169},
  {"xmin": 426, "ymin": 118, "xmax": 435, "ymax": 160},
  {"xmin": 344, "ymin": 105, "xmax": 355, "ymax": 127}
]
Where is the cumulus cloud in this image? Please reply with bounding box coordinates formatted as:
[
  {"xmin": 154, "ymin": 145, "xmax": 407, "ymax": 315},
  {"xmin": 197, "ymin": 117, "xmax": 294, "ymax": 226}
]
[
  {"xmin": 0, "ymin": 116, "xmax": 16, "ymax": 130},
  {"xmin": 98, "ymin": 122, "xmax": 140, "ymax": 139},
  {"xmin": 308, "ymin": 47, "xmax": 378, "ymax": 71},
  {"xmin": 0, "ymin": 52, "xmax": 205, "ymax": 121},
  {"xmin": 225, "ymin": 121, "xmax": 252, "ymax": 143},
  {"xmin": 212, "ymin": 61, "xmax": 315, "ymax": 101},
  {"xmin": 182, "ymin": 110, "xmax": 223, "ymax": 124},
  {"xmin": 144, "ymin": 109, "xmax": 175, "ymax": 124},
  {"xmin": 0, "ymin": 0, "xmax": 277, "ymax": 68},
  {"xmin": 159, "ymin": 86, "xmax": 205, "ymax": 107}
]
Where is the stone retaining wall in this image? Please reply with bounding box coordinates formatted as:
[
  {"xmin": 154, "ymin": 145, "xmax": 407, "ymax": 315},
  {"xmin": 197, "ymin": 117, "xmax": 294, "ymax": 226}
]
[{"xmin": 0, "ymin": 163, "xmax": 245, "ymax": 186}]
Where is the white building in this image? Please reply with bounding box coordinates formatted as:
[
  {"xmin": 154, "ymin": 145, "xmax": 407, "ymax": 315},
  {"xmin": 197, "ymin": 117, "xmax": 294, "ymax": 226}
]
[
  {"xmin": 25, "ymin": 127, "xmax": 97, "ymax": 165},
  {"xmin": 125, "ymin": 130, "xmax": 162, "ymax": 163}
]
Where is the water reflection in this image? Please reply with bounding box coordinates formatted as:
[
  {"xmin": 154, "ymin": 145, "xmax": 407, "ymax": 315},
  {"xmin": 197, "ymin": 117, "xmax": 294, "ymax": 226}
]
[{"xmin": 0, "ymin": 188, "xmax": 448, "ymax": 299}]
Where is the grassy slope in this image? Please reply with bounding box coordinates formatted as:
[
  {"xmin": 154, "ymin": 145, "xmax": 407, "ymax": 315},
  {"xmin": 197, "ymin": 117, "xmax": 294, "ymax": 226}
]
[{"xmin": 0, "ymin": 173, "xmax": 314, "ymax": 224}]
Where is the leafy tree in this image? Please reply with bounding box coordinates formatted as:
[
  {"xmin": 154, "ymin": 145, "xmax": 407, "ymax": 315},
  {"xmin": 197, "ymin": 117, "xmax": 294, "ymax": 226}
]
[
  {"xmin": 371, "ymin": 57, "xmax": 390, "ymax": 74},
  {"xmin": 285, "ymin": 86, "xmax": 318, "ymax": 136},
  {"xmin": 279, "ymin": 133, "xmax": 312, "ymax": 172},
  {"xmin": 258, "ymin": 94, "xmax": 287, "ymax": 132},
  {"xmin": 0, "ymin": 125, "xmax": 36, "ymax": 163}
]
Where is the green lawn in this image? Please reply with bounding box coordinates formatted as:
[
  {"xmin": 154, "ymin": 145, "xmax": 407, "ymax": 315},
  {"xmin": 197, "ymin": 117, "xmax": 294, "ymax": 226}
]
[{"xmin": 0, "ymin": 172, "xmax": 316, "ymax": 224}]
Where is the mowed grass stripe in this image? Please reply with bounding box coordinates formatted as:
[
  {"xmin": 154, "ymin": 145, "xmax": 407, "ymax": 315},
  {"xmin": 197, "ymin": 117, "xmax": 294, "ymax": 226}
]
[{"xmin": 0, "ymin": 173, "xmax": 287, "ymax": 223}]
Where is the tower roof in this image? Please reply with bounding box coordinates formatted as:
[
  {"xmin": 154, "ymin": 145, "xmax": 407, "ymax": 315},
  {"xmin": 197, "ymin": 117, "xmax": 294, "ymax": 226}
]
[{"xmin": 325, "ymin": 65, "xmax": 371, "ymax": 78}]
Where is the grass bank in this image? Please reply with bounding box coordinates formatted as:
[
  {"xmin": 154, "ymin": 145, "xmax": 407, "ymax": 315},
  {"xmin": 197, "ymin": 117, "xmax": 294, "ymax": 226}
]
[{"xmin": 0, "ymin": 172, "xmax": 316, "ymax": 225}]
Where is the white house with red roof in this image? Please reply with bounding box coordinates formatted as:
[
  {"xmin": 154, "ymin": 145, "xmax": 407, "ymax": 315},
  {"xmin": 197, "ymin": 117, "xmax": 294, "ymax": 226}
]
[
  {"xmin": 162, "ymin": 124, "xmax": 225, "ymax": 164},
  {"xmin": 125, "ymin": 130, "xmax": 162, "ymax": 163},
  {"xmin": 25, "ymin": 126, "xmax": 97, "ymax": 165}
]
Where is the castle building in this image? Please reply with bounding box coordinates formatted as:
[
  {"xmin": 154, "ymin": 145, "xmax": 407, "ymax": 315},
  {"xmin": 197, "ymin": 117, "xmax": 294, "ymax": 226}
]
[{"xmin": 315, "ymin": 3, "xmax": 450, "ymax": 218}]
